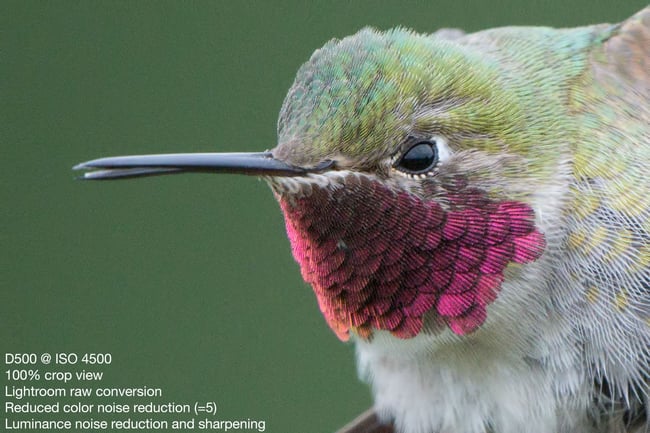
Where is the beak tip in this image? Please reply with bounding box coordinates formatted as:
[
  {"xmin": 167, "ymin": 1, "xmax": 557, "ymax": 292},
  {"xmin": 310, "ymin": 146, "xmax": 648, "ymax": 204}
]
[{"xmin": 73, "ymin": 159, "xmax": 99, "ymax": 171}]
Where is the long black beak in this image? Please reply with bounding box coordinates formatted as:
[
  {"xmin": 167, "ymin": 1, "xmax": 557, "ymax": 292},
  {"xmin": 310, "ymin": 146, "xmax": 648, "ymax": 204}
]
[{"xmin": 73, "ymin": 152, "xmax": 334, "ymax": 180}]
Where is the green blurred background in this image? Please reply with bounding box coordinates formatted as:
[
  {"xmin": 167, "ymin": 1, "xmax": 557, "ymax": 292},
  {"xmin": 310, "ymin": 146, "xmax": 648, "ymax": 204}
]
[{"xmin": 3, "ymin": 1, "xmax": 647, "ymax": 432}]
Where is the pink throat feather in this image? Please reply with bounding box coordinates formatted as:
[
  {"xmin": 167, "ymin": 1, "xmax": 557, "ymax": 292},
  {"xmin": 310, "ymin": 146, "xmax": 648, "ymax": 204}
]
[{"xmin": 278, "ymin": 174, "xmax": 545, "ymax": 341}]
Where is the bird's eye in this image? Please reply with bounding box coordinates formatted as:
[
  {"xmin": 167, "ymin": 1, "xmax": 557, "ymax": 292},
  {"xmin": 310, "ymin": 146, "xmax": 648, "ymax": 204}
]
[{"xmin": 395, "ymin": 141, "xmax": 439, "ymax": 175}]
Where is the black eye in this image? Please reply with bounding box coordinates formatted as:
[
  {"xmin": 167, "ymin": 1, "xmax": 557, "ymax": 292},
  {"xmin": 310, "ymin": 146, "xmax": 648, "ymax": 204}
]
[{"xmin": 396, "ymin": 141, "xmax": 438, "ymax": 174}]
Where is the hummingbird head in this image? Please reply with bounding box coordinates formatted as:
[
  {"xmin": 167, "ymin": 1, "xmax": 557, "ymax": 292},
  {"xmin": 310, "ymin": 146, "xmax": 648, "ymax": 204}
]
[
  {"xmin": 76, "ymin": 27, "xmax": 552, "ymax": 342},
  {"xmin": 269, "ymin": 28, "xmax": 548, "ymax": 340}
]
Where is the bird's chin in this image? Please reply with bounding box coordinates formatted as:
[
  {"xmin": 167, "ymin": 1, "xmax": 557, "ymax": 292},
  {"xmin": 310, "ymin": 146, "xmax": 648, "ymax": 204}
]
[{"xmin": 264, "ymin": 169, "xmax": 357, "ymax": 199}]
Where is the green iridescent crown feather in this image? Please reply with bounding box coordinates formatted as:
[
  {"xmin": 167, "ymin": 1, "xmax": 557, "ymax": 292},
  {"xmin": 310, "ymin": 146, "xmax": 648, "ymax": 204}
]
[{"xmin": 276, "ymin": 25, "xmax": 603, "ymax": 180}]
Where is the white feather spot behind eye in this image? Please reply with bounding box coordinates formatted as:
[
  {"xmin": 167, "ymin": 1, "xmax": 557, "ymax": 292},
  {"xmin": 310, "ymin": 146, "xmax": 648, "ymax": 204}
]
[{"xmin": 433, "ymin": 135, "xmax": 452, "ymax": 163}]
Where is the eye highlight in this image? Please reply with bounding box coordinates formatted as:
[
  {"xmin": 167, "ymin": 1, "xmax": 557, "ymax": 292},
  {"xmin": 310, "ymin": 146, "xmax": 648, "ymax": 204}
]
[{"xmin": 395, "ymin": 140, "xmax": 439, "ymax": 175}]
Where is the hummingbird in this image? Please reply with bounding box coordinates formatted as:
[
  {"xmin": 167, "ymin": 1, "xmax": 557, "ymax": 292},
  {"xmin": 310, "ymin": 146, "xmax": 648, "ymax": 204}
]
[{"xmin": 75, "ymin": 7, "xmax": 649, "ymax": 433}]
